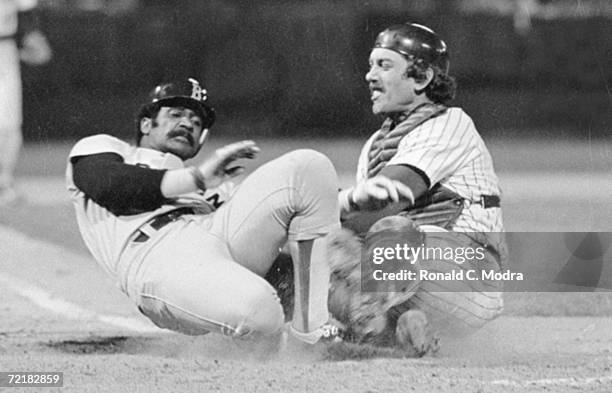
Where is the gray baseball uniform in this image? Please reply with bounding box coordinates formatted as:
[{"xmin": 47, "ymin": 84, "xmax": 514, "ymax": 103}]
[{"xmin": 67, "ymin": 134, "xmax": 340, "ymax": 340}]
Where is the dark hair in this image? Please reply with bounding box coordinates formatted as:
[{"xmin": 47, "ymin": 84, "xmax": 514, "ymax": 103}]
[
  {"xmin": 135, "ymin": 103, "xmax": 162, "ymax": 145},
  {"xmin": 404, "ymin": 61, "xmax": 456, "ymax": 105}
]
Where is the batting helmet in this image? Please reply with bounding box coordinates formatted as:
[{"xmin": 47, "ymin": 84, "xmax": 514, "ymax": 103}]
[
  {"xmin": 374, "ymin": 23, "xmax": 449, "ymax": 74},
  {"xmin": 136, "ymin": 78, "xmax": 216, "ymax": 148},
  {"xmin": 146, "ymin": 78, "xmax": 216, "ymax": 130}
]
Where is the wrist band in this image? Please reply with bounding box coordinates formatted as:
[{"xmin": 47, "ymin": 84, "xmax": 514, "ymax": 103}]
[
  {"xmin": 347, "ymin": 189, "xmax": 360, "ymax": 211},
  {"xmin": 189, "ymin": 166, "xmax": 207, "ymax": 191},
  {"xmin": 340, "ymin": 188, "xmax": 359, "ymax": 212}
]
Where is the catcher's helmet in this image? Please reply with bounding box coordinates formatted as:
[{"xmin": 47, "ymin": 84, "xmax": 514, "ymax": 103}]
[
  {"xmin": 374, "ymin": 23, "xmax": 449, "ymax": 74},
  {"xmin": 146, "ymin": 78, "xmax": 216, "ymax": 130}
]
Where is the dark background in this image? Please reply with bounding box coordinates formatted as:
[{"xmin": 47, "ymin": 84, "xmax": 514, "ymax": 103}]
[{"xmin": 22, "ymin": 0, "xmax": 612, "ymax": 142}]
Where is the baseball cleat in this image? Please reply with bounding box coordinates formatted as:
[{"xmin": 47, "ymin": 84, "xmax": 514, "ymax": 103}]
[
  {"xmin": 289, "ymin": 318, "xmax": 346, "ymax": 345},
  {"xmin": 395, "ymin": 309, "xmax": 439, "ymax": 357},
  {"xmin": 319, "ymin": 322, "xmax": 345, "ymax": 342}
]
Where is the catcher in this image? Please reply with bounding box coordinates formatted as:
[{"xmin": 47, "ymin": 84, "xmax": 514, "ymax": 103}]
[{"xmin": 327, "ymin": 22, "xmax": 506, "ymax": 356}]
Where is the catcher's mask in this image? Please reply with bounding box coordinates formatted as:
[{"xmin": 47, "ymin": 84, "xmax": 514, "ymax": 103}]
[
  {"xmin": 374, "ymin": 23, "xmax": 449, "ymax": 75},
  {"xmin": 141, "ymin": 78, "xmax": 216, "ymax": 148}
]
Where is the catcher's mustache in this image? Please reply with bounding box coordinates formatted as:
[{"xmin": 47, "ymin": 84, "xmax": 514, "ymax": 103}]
[{"xmin": 168, "ymin": 129, "xmax": 194, "ymax": 146}]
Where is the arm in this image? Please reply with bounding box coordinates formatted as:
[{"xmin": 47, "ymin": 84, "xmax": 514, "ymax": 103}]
[
  {"xmin": 71, "ymin": 140, "xmax": 259, "ymax": 216},
  {"xmin": 339, "ymin": 164, "xmax": 428, "ymax": 233},
  {"xmin": 71, "ymin": 153, "xmax": 168, "ymax": 215},
  {"xmin": 377, "ymin": 164, "xmax": 429, "ymax": 206},
  {"xmin": 159, "ymin": 140, "xmax": 259, "ymax": 197}
]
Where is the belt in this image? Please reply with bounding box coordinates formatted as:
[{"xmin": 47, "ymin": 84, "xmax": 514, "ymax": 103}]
[
  {"xmin": 474, "ymin": 195, "xmax": 500, "ymax": 209},
  {"xmin": 0, "ymin": 34, "xmax": 15, "ymax": 41},
  {"xmin": 131, "ymin": 207, "xmax": 195, "ymax": 243}
]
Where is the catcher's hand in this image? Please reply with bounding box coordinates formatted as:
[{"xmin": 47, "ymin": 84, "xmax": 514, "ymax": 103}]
[
  {"xmin": 197, "ymin": 140, "xmax": 259, "ymax": 188},
  {"xmin": 20, "ymin": 30, "xmax": 52, "ymax": 65},
  {"xmin": 342, "ymin": 176, "xmax": 413, "ymax": 211}
]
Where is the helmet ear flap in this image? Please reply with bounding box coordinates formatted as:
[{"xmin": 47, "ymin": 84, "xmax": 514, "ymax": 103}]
[
  {"xmin": 199, "ymin": 128, "xmax": 209, "ymax": 146},
  {"xmin": 193, "ymin": 128, "xmax": 209, "ymax": 154}
]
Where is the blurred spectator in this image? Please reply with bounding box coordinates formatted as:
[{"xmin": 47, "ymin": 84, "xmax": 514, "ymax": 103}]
[{"xmin": 0, "ymin": 0, "xmax": 51, "ymax": 205}]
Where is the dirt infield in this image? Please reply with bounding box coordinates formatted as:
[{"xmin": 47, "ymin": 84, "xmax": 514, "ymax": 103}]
[
  {"xmin": 1, "ymin": 317, "xmax": 611, "ymax": 393},
  {"xmin": 1, "ymin": 139, "xmax": 612, "ymax": 392}
]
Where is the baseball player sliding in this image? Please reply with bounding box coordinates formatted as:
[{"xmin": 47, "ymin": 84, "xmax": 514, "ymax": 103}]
[
  {"xmin": 66, "ymin": 78, "xmax": 347, "ymax": 350},
  {"xmin": 0, "ymin": 0, "xmax": 51, "ymax": 204},
  {"xmin": 331, "ymin": 23, "xmax": 505, "ymax": 356}
]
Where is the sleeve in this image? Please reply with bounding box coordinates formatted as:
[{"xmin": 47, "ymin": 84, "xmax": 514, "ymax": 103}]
[
  {"xmin": 387, "ymin": 109, "xmax": 479, "ymax": 188},
  {"xmin": 70, "ymin": 137, "xmax": 169, "ymax": 215},
  {"xmin": 69, "ymin": 134, "xmax": 129, "ymax": 159}
]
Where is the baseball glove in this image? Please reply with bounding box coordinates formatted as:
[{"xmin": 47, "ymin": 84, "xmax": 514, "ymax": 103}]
[{"xmin": 327, "ymin": 216, "xmax": 424, "ymax": 345}]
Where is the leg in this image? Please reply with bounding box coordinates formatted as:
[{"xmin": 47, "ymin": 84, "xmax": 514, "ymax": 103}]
[
  {"xmin": 210, "ymin": 149, "xmax": 340, "ymax": 340},
  {"xmin": 0, "ymin": 42, "xmax": 23, "ymax": 198},
  {"xmin": 405, "ymin": 287, "xmax": 503, "ymax": 335},
  {"xmin": 287, "ymin": 237, "xmax": 330, "ymax": 335},
  {"xmin": 129, "ymin": 223, "xmax": 285, "ymax": 340},
  {"xmin": 0, "ymin": 125, "xmax": 22, "ymax": 188},
  {"xmin": 394, "ymin": 229, "xmax": 504, "ymax": 336},
  {"xmin": 361, "ymin": 217, "xmax": 503, "ymax": 354}
]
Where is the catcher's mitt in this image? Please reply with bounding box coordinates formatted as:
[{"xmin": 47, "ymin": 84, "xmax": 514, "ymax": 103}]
[{"xmin": 327, "ymin": 216, "xmax": 424, "ymax": 345}]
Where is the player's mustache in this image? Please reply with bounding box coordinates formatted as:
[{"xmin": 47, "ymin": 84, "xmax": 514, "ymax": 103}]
[{"xmin": 168, "ymin": 129, "xmax": 194, "ymax": 146}]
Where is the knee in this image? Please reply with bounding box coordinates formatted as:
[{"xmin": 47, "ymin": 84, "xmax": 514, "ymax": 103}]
[
  {"xmin": 233, "ymin": 285, "xmax": 285, "ymax": 339},
  {"xmin": 473, "ymin": 292, "xmax": 504, "ymax": 323},
  {"xmin": 273, "ymin": 149, "xmax": 338, "ymax": 203},
  {"xmin": 283, "ymin": 149, "xmax": 336, "ymax": 178},
  {"xmin": 454, "ymin": 292, "xmax": 504, "ymax": 333},
  {"xmin": 136, "ymin": 278, "xmax": 284, "ymax": 338}
]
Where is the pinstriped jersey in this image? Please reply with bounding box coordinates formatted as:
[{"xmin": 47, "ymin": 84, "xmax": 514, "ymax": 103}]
[
  {"xmin": 356, "ymin": 107, "xmax": 504, "ymax": 233},
  {"xmin": 66, "ymin": 134, "xmax": 234, "ymax": 276}
]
